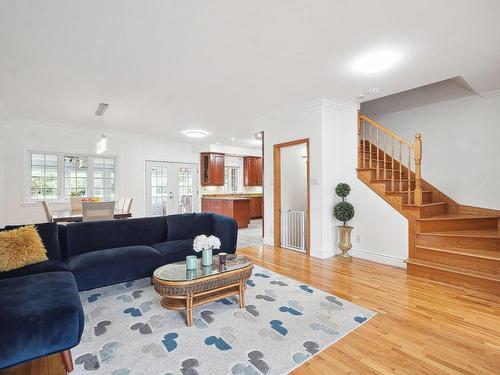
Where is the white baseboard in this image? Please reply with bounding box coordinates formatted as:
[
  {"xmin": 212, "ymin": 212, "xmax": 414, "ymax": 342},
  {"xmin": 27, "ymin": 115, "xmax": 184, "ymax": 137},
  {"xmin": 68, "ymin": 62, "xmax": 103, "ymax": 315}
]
[
  {"xmin": 310, "ymin": 248, "xmax": 336, "ymax": 259},
  {"xmin": 349, "ymin": 248, "xmax": 407, "ymax": 268}
]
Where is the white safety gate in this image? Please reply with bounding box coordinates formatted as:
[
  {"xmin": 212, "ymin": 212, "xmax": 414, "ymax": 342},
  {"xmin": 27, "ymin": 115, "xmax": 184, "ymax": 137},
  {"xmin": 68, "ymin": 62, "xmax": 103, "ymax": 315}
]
[{"xmin": 280, "ymin": 209, "xmax": 307, "ymax": 252}]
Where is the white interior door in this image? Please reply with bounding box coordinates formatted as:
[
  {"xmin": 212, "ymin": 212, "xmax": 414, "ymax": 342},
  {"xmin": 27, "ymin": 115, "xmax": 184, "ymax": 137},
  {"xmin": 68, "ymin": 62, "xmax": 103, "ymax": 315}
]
[{"xmin": 145, "ymin": 161, "xmax": 198, "ymax": 216}]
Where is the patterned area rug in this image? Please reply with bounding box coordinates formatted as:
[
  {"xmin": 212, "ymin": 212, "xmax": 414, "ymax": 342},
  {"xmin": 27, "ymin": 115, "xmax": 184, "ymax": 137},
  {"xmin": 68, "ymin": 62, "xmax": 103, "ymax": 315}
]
[{"xmin": 73, "ymin": 265, "xmax": 375, "ymax": 374}]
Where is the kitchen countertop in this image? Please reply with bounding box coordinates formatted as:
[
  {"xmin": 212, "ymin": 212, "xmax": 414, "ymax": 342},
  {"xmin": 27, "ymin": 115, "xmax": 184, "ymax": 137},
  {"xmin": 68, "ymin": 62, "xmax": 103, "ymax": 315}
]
[
  {"xmin": 202, "ymin": 197, "xmax": 250, "ymax": 201},
  {"xmin": 202, "ymin": 194, "xmax": 262, "ymax": 198}
]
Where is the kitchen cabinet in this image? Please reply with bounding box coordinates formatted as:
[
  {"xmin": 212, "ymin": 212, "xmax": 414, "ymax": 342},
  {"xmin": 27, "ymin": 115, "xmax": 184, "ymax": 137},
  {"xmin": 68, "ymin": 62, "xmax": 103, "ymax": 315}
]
[
  {"xmin": 202, "ymin": 197, "xmax": 250, "ymax": 228},
  {"xmin": 243, "ymin": 156, "xmax": 262, "ymax": 186},
  {"xmin": 249, "ymin": 196, "xmax": 263, "ymax": 219},
  {"xmin": 200, "ymin": 152, "xmax": 225, "ymax": 186}
]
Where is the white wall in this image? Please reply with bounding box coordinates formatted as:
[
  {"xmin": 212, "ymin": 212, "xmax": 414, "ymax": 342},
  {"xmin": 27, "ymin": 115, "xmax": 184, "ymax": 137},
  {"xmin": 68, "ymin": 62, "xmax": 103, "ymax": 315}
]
[
  {"xmin": 333, "ymin": 105, "xmax": 408, "ymax": 266},
  {"xmin": 254, "ymin": 99, "xmax": 327, "ymax": 257},
  {"xmin": 362, "ymin": 79, "xmax": 500, "ymax": 210},
  {"xmin": 1, "ymin": 119, "xmax": 199, "ymax": 225},
  {"xmin": 281, "ymin": 144, "xmax": 307, "ymax": 211},
  {"xmin": 255, "ymin": 99, "xmax": 408, "ymax": 265}
]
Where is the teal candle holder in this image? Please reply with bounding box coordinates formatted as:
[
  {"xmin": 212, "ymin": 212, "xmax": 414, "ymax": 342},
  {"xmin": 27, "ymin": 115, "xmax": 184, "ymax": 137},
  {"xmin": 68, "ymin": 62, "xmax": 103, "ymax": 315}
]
[
  {"xmin": 186, "ymin": 255, "xmax": 197, "ymax": 270},
  {"xmin": 201, "ymin": 248, "xmax": 213, "ymax": 266}
]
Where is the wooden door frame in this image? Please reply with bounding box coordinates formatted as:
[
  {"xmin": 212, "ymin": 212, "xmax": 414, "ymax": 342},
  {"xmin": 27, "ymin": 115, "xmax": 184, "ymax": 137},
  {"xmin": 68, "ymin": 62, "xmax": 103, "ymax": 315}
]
[{"xmin": 273, "ymin": 138, "xmax": 310, "ymax": 255}]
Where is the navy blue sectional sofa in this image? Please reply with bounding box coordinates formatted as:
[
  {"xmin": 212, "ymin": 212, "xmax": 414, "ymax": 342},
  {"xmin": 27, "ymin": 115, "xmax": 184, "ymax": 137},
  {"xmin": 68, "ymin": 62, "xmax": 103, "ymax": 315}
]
[{"xmin": 0, "ymin": 213, "xmax": 237, "ymax": 370}]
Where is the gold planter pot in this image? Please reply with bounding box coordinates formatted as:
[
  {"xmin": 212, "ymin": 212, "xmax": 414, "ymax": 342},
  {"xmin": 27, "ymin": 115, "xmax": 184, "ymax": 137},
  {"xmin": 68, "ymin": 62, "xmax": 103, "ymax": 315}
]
[{"xmin": 337, "ymin": 225, "xmax": 353, "ymax": 258}]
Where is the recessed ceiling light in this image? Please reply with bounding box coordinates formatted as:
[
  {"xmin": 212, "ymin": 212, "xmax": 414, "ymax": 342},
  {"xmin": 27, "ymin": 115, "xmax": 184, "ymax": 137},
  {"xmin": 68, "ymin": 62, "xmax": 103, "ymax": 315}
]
[
  {"xmin": 230, "ymin": 137, "xmax": 235, "ymax": 141},
  {"xmin": 368, "ymin": 88, "xmax": 380, "ymax": 94},
  {"xmin": 254, "ymin": 132, "xmax": 263, "ymax": 140},
  {"xmin": 351, "ymin": 49, "xmax": 402, "ymax": 74},
  {"xmin": 182, "ymin": 129, "xmax": 209, "ymax": 138},
  {"xmin": 215, "ymin": 141, "xmax": 220, "ymax": 145}
]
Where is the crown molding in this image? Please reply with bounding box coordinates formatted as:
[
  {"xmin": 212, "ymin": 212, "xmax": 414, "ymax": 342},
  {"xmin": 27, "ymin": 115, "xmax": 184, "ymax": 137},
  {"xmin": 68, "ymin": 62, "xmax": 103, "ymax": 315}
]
[{"xmin": 479, "ymin": 88, "xmax": 500, "ymax": 98}]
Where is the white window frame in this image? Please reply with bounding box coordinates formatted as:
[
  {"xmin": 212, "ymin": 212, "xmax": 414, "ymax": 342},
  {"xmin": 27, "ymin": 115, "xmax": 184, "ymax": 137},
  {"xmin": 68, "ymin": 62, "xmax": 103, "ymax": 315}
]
[{"xmin": 24, "ymin": 150, "xmax": 120, "ymax": 205}]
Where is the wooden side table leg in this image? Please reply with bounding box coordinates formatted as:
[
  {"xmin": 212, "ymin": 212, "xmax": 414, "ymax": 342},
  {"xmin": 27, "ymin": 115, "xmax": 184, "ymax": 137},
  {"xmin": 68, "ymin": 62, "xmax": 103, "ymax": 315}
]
[
  {"xmin": 186, "ymin": 293, "xmax": 193, "ymax": 326},
  {"xmin": 238, "ymin": 281, "xmax": 245, "ymax": 308}
]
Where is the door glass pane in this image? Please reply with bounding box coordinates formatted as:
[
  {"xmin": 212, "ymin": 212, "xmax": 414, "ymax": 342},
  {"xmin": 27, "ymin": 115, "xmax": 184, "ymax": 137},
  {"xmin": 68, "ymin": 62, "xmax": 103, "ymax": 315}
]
[
  {"xmin": 150, "ymin": 166, "xmax": 169, "ymax": 216},
  {"xmin": 177, "ymin": 167, "xmax": 193, "ymax": 213}
]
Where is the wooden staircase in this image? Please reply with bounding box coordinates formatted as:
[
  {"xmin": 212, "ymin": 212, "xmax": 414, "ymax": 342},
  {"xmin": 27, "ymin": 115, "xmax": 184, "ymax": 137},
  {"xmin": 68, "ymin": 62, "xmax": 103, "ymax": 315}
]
[{"xmin": 357, "ymin": 114, "xmax": 500, "ymax": 295}]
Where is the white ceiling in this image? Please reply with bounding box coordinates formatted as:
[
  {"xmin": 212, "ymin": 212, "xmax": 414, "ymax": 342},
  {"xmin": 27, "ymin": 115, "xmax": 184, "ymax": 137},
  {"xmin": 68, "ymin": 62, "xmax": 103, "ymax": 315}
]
[{"xmin": 1, "ymin": 0, "xmax": 499, "ymax": 148}]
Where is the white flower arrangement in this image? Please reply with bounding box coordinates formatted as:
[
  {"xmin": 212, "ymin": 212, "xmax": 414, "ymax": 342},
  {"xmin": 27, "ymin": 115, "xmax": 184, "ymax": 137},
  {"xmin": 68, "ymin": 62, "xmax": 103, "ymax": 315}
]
[{"xmin": 193, "ymin": 235, "xmax": 221, "ymax": 252}]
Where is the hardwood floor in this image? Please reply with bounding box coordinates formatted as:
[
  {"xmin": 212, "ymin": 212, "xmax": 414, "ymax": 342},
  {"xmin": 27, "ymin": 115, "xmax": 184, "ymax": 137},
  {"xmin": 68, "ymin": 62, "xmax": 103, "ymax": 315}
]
[{"xmin": 3, "ymin": 245, "xmax": 499, "ymax": 375}]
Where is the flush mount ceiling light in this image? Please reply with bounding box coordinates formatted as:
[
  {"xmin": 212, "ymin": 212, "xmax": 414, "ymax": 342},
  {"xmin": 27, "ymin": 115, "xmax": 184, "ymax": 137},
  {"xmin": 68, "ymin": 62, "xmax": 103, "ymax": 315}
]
[
  {"xmin": 182, "ymin": 130, "xmax": 209, "ymax": 138},
  {"xmin": 351, "ymin": 49, "xmax": 402, "ymax": 74},
  {"xmin": 368, "ymin": 88, "xmax": 380, "ymax": 94}
]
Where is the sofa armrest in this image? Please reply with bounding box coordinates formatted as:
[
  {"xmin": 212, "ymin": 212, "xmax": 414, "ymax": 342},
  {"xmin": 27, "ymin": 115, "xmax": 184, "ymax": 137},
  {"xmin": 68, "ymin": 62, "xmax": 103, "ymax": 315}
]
[{"xmin": 212, "ymin": 214, "xmax": 238, "ymax": 254}]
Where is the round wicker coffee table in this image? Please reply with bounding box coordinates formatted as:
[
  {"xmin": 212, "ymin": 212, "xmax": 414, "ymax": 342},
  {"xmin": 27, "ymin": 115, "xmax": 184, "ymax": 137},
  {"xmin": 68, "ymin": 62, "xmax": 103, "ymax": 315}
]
[{"xmin": 152, "ymin": 254, "xmax": 253, "ymax": 326}]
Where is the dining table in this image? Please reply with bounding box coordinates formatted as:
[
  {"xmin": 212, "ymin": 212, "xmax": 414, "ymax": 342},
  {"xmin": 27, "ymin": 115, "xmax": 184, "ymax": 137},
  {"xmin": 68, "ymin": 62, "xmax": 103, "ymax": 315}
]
[{"xmin": 52, "ymin": 209, "xmax": 132, "ymax": 223}]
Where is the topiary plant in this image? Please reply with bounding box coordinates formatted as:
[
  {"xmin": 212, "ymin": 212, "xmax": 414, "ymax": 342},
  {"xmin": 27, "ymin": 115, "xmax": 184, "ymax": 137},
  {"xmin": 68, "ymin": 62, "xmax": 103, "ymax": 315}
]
[
  {"xmin": 333, "ymin": 183, "xmax": 354, "ymax": 226},
  {"xmin": 335, "ymin": 183, "xmax": 351, "ymax": 198},
  {"xmin": 334, "ymin": 201, "xmax": 354, "ymax": 226}
]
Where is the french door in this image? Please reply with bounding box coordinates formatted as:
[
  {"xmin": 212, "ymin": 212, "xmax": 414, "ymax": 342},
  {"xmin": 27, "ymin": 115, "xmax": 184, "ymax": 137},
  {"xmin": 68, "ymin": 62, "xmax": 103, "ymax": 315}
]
[{"xmin": 145, "ymin": 161, "xmax": 199, "ymax": 217}]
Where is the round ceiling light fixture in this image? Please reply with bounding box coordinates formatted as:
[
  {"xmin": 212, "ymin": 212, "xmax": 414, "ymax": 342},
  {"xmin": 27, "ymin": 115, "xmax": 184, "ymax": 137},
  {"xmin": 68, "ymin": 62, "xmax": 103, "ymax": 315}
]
[
  {"xmin": 182, "ymin": 129, "xmax": 209, "ymax": 138},
  {"xmin": 351, "ymin": 49, "xmax": 402, "ymax": 74}
]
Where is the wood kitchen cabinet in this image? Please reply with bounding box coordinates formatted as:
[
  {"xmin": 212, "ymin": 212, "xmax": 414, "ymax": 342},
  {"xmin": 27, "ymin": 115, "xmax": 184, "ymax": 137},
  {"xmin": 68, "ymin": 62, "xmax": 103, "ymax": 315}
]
[
  {"xmin": 202, "ymin": 197, "xmax": 250, "ymax": 228},
  {"xmin": 243, "ymin": 156, "xmax": 262, "ymax": 186},
  {"xmin": 200, "ymin": 152, "xmax": 225, "ymax": 186},
  {"xmin": 249, "ymin": 196, "xmax": 263, "ymax": 219}
]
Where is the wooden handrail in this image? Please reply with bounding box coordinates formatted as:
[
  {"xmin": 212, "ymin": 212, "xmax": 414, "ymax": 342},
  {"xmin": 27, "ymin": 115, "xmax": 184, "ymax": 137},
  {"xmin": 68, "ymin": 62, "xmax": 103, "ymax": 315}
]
[
  {"xmin": 358, "ymin": 113, "xmax": 423, "ymax": 206},
  {"xmin": 359, "ymin": 114, "xmax": 413, "ymax": 148}
]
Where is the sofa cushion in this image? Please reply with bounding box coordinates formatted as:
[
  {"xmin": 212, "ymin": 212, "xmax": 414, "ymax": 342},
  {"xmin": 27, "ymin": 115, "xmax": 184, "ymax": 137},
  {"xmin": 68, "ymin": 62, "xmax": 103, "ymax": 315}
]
[
  {"xmin": 152, "ymin": 239, "xmax": 196, "ymax": 264},
  {"xmin": 195, "ymin": 213, "xmax": 214, "ymax": 236},
  {"xmin": 0, "ymin": 259, "xmax": 68, "ymax": 280},
  {"xmin": 4, "ymin": 222, "xmax": 62, "ymax": 260},
  {"xmin": 68, "ymin": 245, "xmax": 163, "ymax": 291},
  {"xmin": 167, "ymin": 213, "xmax": 195, "ymax": 241},
  {"xmin": 62, "ymin": 216, "xmax": 168, "ymax": 257},
  {"xmin": 0, "ymin": 271, "xmax": 83, "ymax": 369},
  {"xmin": 0, "ymin": 225, "xmax": 48, "ymax": 272}
]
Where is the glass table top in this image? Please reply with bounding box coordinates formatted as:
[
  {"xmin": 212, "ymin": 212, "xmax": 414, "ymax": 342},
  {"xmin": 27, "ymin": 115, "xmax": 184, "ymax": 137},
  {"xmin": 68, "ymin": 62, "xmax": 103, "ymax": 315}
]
[{"xmin": 153, "ymin": 254, "xmax": 252, "ymax": 282}]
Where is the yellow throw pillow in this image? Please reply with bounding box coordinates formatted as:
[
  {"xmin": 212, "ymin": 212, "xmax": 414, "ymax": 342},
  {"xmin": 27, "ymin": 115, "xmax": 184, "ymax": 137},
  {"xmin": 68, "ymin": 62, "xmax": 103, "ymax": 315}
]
[{"xmin": 0, "ymin": 226, "xmax": 48, "ymax": 272}]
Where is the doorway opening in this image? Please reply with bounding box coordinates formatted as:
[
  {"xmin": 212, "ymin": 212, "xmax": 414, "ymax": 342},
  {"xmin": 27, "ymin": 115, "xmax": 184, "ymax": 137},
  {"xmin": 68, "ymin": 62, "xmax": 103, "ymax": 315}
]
[
  {"xmin": 145, "ymin": 161, "xmax": 199, "ymax": 216},
  {"xmin": 273, "ymin": 139, "xmax": 310, "ymax": 254}
]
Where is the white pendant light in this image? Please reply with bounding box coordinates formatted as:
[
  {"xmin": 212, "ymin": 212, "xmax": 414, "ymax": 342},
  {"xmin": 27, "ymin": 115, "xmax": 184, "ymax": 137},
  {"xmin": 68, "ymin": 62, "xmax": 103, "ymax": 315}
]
[
  {"xmin": 95, "ymin": 103, "xmax": 109, "ymax": 154},
  {"xmin": 97, "ymin": 134, "xmax": 107, "ymax": 154}
]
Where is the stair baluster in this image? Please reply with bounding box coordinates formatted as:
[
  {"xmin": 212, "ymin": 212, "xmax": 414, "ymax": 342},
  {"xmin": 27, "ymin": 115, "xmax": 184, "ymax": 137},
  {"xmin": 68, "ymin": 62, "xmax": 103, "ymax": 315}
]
[
  {"xmin": 407, "ymin": 145, "xmax": 411, "ymax": 204},
  {"xmin": 376, "ymin": 128, "xmax": 380, "ymax": 179},
  {"xmin": 399, "ymin": 142, "xmax": 403, "ymax": 192},
  {"xmin": 369, "ymin": 125, "xmax": 372, "ymax": 169},
  {"xmin": 383, "ymin": 133, "xmax": 387, "ymax": 180},
  {"xmin": 391, "ymin": 139, "xmax": 395, "ymax": 191},
  {"xmin": 414, "ymin": 134, "xmax": 423, "ymax": 205}
]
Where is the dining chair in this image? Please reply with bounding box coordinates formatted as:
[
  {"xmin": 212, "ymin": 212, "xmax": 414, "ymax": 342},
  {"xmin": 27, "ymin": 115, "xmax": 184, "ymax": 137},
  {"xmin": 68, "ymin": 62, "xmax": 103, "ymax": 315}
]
[
  {"xmin": 123, "ymin": 198, "xmax": 134, "ymax": 214},
  {"xmin": 70, "ymin": 197, "xmax": 83, "ymax": 212},
  {"xmin": 41, "ymin": 201, "xmax": 53, "ymax": 222},
  {"xmin": 116, "ymin": 198, "xmax": 126, "ymax": 211},
  {"xmin": 82, "ymin": 201, "xmax": 116, "ymax": 222}
]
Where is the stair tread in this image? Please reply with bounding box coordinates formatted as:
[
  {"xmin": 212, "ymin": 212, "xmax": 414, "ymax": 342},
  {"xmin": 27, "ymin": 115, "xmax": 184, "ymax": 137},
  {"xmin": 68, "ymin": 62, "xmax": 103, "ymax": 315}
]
[
  {"xmin": 417, "ymin": 214, "xmax": 500, "ymax": 221},
  {"xmin": 403, "ymin": 202, "xmax": 447, "ymax": 207},
  {"xmin": 418, "ymin": 228, "xmax": 500, "ymax": 238},
  {"xmin": 406, "ymin": 259, "xmax": 500, "ymax": 281},
  {"xmin": 415, "ymin": 245, "xmax": 500, "ymax": 260},
  {"xmin": 386, "ymin": 190, "xmax": 432, "ymax": 194}
]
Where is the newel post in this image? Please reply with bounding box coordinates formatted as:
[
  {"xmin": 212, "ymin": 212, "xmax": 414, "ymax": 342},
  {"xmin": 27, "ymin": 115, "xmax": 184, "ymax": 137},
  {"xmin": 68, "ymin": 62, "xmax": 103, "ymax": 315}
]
[{"xmin": 414, "ymin": 134, "xmax": 423, "ymax": 205}]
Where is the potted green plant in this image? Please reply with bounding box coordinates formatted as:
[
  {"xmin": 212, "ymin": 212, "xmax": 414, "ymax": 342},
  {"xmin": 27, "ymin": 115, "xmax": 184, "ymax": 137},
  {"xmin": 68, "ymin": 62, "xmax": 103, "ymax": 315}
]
[{"xmin": 333, "ymin": 183, "xmax": 355, "ymax": 258}]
